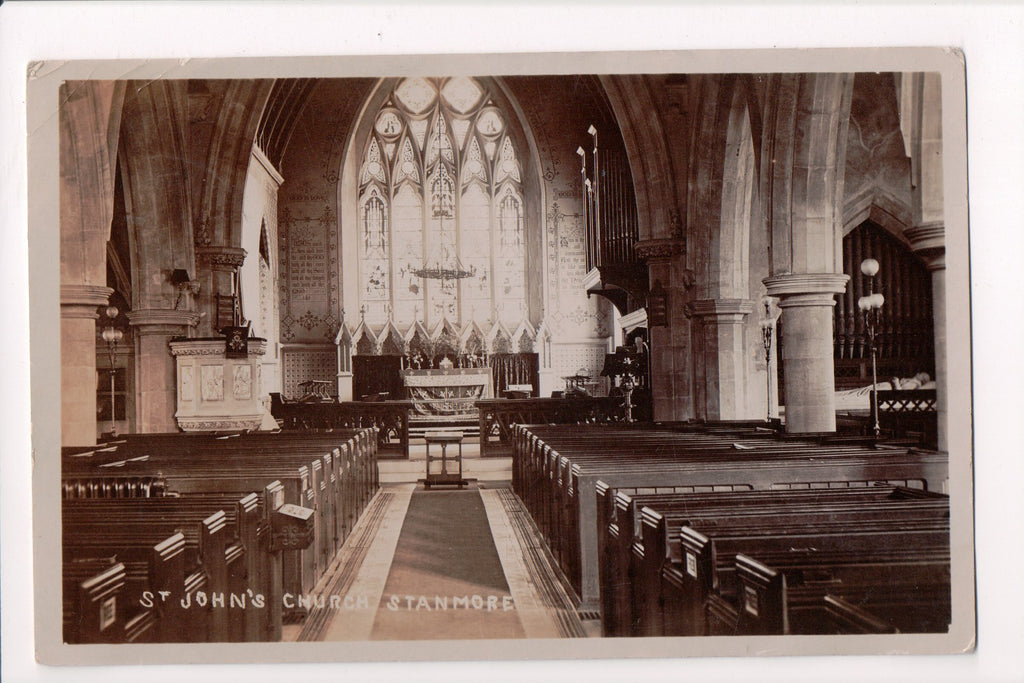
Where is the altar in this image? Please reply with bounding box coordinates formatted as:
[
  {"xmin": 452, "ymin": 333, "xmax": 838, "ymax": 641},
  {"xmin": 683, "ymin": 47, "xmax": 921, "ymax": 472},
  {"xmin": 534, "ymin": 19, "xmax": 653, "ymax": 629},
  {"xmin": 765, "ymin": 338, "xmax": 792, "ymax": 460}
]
[{"xmin": 402, "ymin": 367, "xmax": 493, "ymax": 418}]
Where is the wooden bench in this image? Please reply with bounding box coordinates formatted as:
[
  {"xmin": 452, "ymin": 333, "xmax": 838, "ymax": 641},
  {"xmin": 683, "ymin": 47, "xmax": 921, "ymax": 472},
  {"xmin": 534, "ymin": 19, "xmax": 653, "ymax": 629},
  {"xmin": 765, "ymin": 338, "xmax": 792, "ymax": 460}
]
[
  {"xmin": 729, "ymin": 548, "xmax": 950, "ymax": 635},
  {"xmin": 62, "ymin": 430, "xmax": 377, "ymax": 620},
  {"xmin": 511, "ymin": 423, "xmax": 948, "ymax": 612},
  {"xmin": 538, "ymin": 440, "xmax": 942, "ymax": 606},
  {"xmin": 595, "ymin": 484, "xmax": 943, "ymax": 635},
  {"xmin": 596, "ymin": 485, "xmax": 948, "ymax": 636},
  {"xmin": 62, "ymin": 487, "xmax": 280, "ymax": 643}
]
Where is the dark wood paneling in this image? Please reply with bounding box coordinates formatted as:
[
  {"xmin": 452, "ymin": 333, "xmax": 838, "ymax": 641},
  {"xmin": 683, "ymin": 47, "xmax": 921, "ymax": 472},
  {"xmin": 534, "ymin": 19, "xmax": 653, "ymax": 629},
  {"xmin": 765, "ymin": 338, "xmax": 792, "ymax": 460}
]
[{"xmin": 352, "ymin": 354, "xmax": 404, "ymax": 401}]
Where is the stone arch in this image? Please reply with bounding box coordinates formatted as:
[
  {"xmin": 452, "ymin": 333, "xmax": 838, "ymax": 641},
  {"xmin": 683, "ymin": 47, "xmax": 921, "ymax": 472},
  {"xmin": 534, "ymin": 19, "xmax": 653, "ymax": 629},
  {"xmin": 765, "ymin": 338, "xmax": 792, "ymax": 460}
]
[
  {"xmin": 117, "ymin": 80, "xmax": 195, "ymax": 310},
  {"xmin": 195, "ymin": 80, "xmax": 275, "ymax": 249},
  {"xmin": 843, "ymin": 192, "xmax": 914, "ymax": 243},
  {"xmin": 763, "ymin": 73, "xmax": 854, "ymax": 279},
  {"xmin": 60, "ymin": 80, "xmax": 126, "ymax": 288},
  {"xmin": 688, "ymin": 75, "xmax": 756, "ymax": 300}
]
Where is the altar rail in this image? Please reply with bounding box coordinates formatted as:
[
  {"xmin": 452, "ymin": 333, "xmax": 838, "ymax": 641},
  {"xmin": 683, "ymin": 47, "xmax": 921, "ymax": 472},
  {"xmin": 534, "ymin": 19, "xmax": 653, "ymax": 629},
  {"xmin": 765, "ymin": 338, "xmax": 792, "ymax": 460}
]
[
  {"xmin": 270, "ymin": 397, "xmax": 412, "ymax": 459},
  {"xmin": 475, "ymin": 396, "xmax": 626, "ymax": 457}
]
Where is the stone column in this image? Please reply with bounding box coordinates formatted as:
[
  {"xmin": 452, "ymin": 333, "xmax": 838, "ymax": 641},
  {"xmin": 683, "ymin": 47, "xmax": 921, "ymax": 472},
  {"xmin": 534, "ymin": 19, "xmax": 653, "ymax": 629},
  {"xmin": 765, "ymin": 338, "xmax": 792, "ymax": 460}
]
[
  {"xmin": 764, "ymin": 273, "xmax": 848, "ymax": 433},
  {"xmin": 195, "ymin": 246, "xmax": 248, "ymax": 337},
  {"xmin": 61, "ymin": 285, "xmax": 114, "ymax": 446},
  {"xmin": 635, "ymin": 238, "xmax": 688, "ymax": 421},
  {"xmin": 687, "ymin": 299, "xmax": 754, "ymax": 421},
  {"xmin": 128, "ymin": 309, "xmax": 200, "ymax": 433},
  {"xmin": 906, "ymin": 224, "xmax": 946, "ymax": 450},
  {"xmin": 903, "ymin": 72, "xmax": 947, "ymax": 452}
]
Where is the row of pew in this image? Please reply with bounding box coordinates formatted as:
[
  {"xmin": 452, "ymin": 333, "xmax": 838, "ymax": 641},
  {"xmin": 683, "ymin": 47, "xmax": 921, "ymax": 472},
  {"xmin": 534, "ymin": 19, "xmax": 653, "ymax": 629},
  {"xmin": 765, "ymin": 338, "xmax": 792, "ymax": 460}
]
[
  {"xmin": 61, "ymin": 429, "xmax": 378, "ymax": 644},
  {"xmin": 511, "ymin": 422, "xmax": 950, "ymax": 634},
  {"xmin": 597, "ymin": 484, "xmax": 949, "ymax": 636}
]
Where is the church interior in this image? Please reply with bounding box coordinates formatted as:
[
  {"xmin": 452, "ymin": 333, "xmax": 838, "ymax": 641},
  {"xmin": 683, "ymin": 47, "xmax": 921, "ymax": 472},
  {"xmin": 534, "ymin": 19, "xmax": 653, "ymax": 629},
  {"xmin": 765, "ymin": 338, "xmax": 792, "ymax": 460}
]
[{"xmin": 58, "ymin": 71, "xmax": 951, "ymax": 644}]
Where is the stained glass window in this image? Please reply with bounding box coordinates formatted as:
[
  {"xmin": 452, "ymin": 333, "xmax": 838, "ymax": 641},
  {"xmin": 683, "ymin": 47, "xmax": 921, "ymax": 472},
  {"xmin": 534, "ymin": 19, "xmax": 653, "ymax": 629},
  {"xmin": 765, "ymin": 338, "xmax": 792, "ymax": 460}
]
[{"xmin": 356, "ymin": 77, "xmax": 527, "ymax": 328}]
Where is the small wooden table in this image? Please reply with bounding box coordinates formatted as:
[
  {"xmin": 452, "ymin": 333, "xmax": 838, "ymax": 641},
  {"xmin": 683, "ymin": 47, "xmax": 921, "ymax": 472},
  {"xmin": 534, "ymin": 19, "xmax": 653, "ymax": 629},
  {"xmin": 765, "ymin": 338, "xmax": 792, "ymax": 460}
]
[{"xmin": 423, "ymin": 431, "xmax": 467, "ymax": 489}]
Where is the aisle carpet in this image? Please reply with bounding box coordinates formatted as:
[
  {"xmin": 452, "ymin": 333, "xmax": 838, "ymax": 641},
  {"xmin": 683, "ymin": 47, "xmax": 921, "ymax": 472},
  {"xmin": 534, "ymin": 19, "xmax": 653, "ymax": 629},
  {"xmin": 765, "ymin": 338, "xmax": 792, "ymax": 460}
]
[{"xmin": 370, "ymin": 487, "xmax": 526, "ymax": 640}]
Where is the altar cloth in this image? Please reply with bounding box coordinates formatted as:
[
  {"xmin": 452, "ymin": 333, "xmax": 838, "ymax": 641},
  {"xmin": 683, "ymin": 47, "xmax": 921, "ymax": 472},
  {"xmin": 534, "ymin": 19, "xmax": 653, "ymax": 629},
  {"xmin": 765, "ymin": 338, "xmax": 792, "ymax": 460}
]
[{"xmin": 402, "ymin": 368, "xmax": 493, "ymax": 417}]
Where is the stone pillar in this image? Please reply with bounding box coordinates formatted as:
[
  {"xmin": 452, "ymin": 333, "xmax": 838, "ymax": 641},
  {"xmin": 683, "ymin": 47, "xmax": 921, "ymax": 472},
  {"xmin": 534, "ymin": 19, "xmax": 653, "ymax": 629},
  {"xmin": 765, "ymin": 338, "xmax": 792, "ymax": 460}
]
[
  {"xmin": 128, "ymin": 309, "xmax": 200, "ymax": 433},
  {"xmin": 904, "ymin": 72, "xmax": 947, "ymax": 452},
  {"xmin": 635, "ymin": 238, "xmax": 688, "ymax": 421},
  {"xmin": 906, "ymin": 224, "xmax": 946, "ymax": 450},
  {"xmin": 764, "ymin": 274, "xmax": 848, "ymax": 433},
  {"xmin": 61, "ymin": 285, "xmax": 114, "ymax": 446},
  {"xmin": 688, "ymin": 299, "xmax": 754, "ymax": 421},
  {"xmin": 195, "ymin": 246, "xmax": 248, "ymax": 337}
]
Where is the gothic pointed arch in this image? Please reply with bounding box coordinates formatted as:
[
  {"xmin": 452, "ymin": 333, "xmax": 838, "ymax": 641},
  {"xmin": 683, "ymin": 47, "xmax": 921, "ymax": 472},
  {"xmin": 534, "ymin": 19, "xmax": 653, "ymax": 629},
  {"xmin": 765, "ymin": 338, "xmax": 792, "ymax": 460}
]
[
  {"xmin": 117, "ymin": 80, "xmax": 195, "ymax": 310},
  {"xmin": 340, "ymin": 76, "xmax": 544, "ymax": 332},
  {"xmin": 195, "ymin": 80, "xmax": 275, "ymax": 250}
]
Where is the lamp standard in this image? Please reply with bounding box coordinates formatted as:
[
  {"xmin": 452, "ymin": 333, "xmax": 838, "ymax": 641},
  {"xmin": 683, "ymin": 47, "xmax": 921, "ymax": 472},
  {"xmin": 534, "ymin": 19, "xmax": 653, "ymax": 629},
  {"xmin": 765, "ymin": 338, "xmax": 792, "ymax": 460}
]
[
  {"xmin": 858, "ymin": 259, "xmax": 885, "ymax": 437},
  {"xmin": 100, "ymin": 305, "xmax": 124, "ymax": 437},
  {"xmin": 760, "ymin": 298, "xmax": 775, "ymax": 423}
]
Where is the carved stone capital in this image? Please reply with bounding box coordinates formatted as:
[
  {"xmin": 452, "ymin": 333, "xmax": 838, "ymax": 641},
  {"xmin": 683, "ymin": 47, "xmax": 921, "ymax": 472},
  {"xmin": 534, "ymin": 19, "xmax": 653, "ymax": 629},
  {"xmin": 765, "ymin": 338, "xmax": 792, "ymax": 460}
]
[
  {"xmin": 776, "ymin": 292, "xmax": 841, "ymax": 309},
  {"xmin": 686, "ymin": 298, "xmax": 755, "ymax": 323},
  {"xmin": 634, "ymin": 238, "xmax": 685, "ymax": 262},
  {"xmin": 197, "ymin": 246, "xmax": 248, "ymax": 270},
  {"xmin": 904, "ymin": 222, "xmax": 945, "ymax": 270},
  {"xmin": 60, "ymin": 285, "xmax": 114, "ymax": 318},
  {"xmin": 128, "ymin": 308, "xmax": 200, "ymax": 334},
  {"xmin": 763, "ymin": 273, "xmax": 849, "ymax": 298}
]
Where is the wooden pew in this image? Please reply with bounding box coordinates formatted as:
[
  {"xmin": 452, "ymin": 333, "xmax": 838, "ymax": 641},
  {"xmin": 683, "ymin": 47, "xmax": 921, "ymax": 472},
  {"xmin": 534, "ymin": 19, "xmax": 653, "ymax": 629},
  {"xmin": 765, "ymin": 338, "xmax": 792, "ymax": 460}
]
[
  {"xmin": 62, "ymin": 430, "xmax": 377, "ymax": 618},
  {"xmin": 62, "ymin": 488, "xmax": 279, "ymax": 643},
  {"xmin": 730, "ymin": 548, "xmax": 950, "ymax": 635},
  {"xmin": 476, "ymin": 396, "xmax": 626, "ymax": 457},
  {"xmin": 512, "ymin": 423, "xmax": 947, "ymax": 612},
  {"xmin": 597, "ymin": 484, "xmax": 948, "ymax": 636},
  {"xmin": 63, "ymin": 558, "xmax": 127, "ymax": 644},
  {"xmin": 643, "ymin": 495, "xmax": 948, "ymax": 636}
]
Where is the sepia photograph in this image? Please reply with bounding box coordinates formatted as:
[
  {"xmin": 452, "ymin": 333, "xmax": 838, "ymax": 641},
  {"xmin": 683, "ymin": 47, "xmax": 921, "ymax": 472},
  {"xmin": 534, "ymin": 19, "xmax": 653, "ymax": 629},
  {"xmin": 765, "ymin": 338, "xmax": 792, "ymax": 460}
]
[
  {"xmin": 35, "ymin": 50, "xmax": 973, "ymax": 659},
  {"xmin": 4, "ymin": 3, "xmax": 1021, "ymax": 682}
]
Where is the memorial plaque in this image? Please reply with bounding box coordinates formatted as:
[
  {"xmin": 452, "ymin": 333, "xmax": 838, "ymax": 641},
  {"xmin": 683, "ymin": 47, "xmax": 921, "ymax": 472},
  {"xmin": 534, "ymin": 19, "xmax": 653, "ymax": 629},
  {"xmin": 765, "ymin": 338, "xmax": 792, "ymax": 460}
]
[{"xmin": 287, "ymin": 222, "xmax": 329, "ymax": 303}]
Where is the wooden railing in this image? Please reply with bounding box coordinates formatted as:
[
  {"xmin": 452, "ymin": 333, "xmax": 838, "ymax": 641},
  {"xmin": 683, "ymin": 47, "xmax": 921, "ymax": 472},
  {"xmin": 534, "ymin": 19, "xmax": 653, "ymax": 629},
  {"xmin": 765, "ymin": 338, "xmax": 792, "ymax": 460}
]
[
  {"xmin": 875, "ymin": 389, "xmax": 938, "ymax": 450},
  {"xmin": 475, "ymin": 396, "xmax": 626, "ymax": 457},
  {"xmin": 271, "ymin": 399, "xmax": 412, "ymax": 459}
]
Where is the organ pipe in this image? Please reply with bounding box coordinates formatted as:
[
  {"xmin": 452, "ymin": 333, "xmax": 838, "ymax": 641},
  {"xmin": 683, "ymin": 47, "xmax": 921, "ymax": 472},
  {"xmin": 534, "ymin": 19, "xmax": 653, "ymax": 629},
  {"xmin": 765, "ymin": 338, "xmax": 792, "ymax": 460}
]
[
  {"xmin": 836, "ymin": 222, "xmax": 934, "ymax": 366},
  {"xmin": 579, "ymin": 124, "xmax": 639, "ymax": 273}
]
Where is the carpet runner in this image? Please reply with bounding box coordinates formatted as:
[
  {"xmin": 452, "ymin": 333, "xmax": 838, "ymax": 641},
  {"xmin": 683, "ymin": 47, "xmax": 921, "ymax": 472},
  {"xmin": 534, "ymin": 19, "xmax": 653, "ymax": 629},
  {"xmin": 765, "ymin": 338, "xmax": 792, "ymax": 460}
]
[{"xmin": 369, "ymin": 487, "xmax": 525, "ymax": 640}]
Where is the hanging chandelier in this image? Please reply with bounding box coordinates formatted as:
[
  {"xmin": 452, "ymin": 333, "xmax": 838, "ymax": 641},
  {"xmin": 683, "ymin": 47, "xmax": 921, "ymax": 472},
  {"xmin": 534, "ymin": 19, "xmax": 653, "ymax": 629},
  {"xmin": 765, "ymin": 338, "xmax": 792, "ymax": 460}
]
[{"xmin": 411, "ymin": 98, "xmax": 476, "ymax": 282}]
